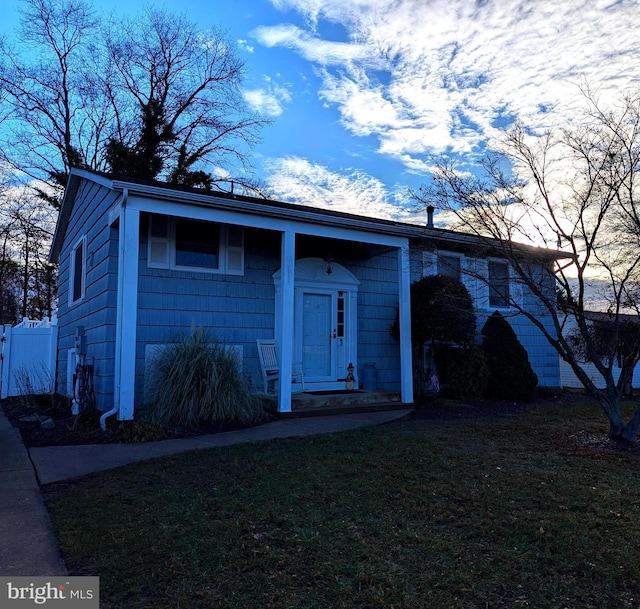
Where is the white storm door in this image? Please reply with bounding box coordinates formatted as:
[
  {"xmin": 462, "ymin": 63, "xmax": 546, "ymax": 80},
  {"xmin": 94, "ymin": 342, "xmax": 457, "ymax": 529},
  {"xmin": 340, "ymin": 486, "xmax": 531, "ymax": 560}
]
[{"xmin": 302, "ymin": 292, "xmax": 333, "ymax": 379}]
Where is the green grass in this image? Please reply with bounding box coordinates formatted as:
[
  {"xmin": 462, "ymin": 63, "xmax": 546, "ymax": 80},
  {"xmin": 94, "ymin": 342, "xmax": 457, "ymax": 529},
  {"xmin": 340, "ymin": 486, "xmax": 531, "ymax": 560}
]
[{"xmin": 43, "ymin": 400, "xmax": 640, "ymax": 608}]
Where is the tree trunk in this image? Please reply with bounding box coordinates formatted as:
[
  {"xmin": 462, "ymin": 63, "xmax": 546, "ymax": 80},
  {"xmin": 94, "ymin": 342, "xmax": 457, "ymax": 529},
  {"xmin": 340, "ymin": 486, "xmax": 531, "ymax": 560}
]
[
  {"xmin": 597, "ymin": 391, "xmax": 625, "ymax": 438},
  {"xmin": 597, "ymin": 390, "xmax": 640, "ymax": 441},
  {"xmin": 620, "ymin": 403, "xmax": 640, "ymax": 442}
]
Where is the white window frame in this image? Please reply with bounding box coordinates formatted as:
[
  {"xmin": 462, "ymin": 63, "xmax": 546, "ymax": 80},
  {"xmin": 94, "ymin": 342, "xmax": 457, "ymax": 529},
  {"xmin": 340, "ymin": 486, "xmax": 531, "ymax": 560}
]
[
  {"xmin": 69, "ymin": 235, "xmax": 87, "ymax": 306},
  {"xmin": 147, "ymin": 214, "xmax": 244, "ymax": 276},
  {"xmin": 487, "ymin": 258, "xmax": 510, "ymax": 309}
]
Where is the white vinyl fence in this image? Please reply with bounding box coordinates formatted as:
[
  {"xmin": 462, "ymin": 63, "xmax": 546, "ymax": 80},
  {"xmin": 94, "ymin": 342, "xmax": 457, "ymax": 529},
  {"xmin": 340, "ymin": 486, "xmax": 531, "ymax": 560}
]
[
  {"xmin": 560, "ymin": 358, "xmax": 640, "ymax": 391},
  {"xmin": 0, "ymin": 316, "xmax": 58, "ymax": 398}
]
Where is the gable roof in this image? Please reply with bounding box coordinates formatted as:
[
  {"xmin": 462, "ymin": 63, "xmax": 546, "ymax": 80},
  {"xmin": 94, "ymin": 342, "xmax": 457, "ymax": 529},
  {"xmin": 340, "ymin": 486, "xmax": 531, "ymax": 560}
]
[{"xmin": 49, "ymin": 168, "xmax": 571, "ymax": 264}]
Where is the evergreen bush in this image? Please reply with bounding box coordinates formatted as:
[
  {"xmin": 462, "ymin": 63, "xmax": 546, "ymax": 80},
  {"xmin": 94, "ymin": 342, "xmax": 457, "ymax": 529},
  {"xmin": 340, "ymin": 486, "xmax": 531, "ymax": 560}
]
[
  {"xmin": 390, "ymin": 274, "xmax": 478, "ymax": 399},
  {"xmin": 433, "ymin": 344, "xmax": 489, "ymax": 400},
  {"xmin": 481, "ymin": 311, "xmax": 538, "ymax": 401}
]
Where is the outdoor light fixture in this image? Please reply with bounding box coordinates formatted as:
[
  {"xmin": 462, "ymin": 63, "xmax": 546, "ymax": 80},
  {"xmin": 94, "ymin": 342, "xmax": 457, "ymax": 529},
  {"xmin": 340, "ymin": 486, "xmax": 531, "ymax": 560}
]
[{"xmin": 325, "ymin": 257, "xmax": 335, "ymax": 275}]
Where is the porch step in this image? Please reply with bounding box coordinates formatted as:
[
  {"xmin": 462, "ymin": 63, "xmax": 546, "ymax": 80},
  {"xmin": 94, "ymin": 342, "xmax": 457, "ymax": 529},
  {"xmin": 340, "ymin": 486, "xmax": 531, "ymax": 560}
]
[
  {"xmin": 273, "ymin": 390, "xmax": 405, "ymax": 418},
  {"xmin": 293, "ymin": 389, "xmax": 400, "ymax": 409}
]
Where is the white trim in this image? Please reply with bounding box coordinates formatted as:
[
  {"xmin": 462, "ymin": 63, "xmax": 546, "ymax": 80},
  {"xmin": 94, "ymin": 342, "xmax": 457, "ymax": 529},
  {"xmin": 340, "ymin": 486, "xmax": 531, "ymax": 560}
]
[
  {"xmin": 276, "ymin": 229, "xmax": 296, "ymax": 412},
  {"xmin": 114, "ymin": 204, "xmax": 140, "ymax": 421},
  {"xmin": 68, "ymin": 235, "xmax": 87, "ymax": 307},
  {"xmin": 398, "ymin": 244, "xmax": 414, "ymax": 403},
  {"xmin": 126, "ymin": 195, "xmax": 408, "ymax": 249}
]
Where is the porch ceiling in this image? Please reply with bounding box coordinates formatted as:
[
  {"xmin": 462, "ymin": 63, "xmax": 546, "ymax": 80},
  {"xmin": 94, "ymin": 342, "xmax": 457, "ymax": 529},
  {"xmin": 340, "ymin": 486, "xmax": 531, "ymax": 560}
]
[{"xmin": 296, "ymin": 234, "xmax": 394, "ymax": 261}]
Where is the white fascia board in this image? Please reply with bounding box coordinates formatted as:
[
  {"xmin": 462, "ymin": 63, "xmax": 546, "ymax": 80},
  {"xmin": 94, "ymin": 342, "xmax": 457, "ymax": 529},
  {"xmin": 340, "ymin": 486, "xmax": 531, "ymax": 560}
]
[
  {"xmin": 125, "ymin": 194, "xmax": 409, "ymax": 248},
  {"xmin": 72, "ymin": 168, "xmax": 115, "ymax": 189},
  {"xmin": 112, "ymin": 181, "xmax": 570, "ymax": 260},
  {"xmin": 50, "ymin": 170, "xmax": 119, "ymax": 263}
]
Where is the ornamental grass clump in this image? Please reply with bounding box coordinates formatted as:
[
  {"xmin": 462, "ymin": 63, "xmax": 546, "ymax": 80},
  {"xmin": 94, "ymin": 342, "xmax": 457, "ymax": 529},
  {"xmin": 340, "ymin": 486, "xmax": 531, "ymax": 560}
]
[{"xmin": 147, "ymin": 328, "xmax": 264, "ymax": 428}]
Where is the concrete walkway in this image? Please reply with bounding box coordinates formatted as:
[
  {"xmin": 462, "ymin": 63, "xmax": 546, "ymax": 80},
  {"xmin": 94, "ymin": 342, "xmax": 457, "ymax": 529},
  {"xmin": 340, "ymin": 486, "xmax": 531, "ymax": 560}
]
[
  {"xmin": 0, "ymin": 409, "xmax": 68, "ymax": 576},
  {"xmin": 1, "ymin": 407, "xmax": 410, "ymax": 576}
]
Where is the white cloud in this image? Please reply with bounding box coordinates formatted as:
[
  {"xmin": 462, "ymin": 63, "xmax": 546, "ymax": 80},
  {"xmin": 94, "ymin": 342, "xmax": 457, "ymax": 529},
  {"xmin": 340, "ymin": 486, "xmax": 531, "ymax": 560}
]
[
  {"xmin": 264, "ymin": 156, "xmax": 411, "ymax": 220},
  {"xmin": 253, "ymin": 23, "xmax": 374, "ymax": 65},
  {"xmin": 260, "ymin": 0, "xmax": 640, "ymax": 171},
  {"xmin": 243, "ymin": 83, "xmax": 292, "ymax": 117},
  {"xmin": 237, "ymin": 39, "xmax": 254, "ymax": 53}
]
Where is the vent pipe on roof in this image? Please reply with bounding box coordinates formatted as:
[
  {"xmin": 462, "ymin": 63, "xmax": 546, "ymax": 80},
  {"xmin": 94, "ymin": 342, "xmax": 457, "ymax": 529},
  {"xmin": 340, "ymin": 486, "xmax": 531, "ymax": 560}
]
[{"xmin": 426, "ymin": 206, "xmax": 435, "ymax": 228}]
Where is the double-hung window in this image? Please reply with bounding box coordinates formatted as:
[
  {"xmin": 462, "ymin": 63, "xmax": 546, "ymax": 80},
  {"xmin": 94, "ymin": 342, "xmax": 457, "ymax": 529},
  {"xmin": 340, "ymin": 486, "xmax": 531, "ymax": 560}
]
[
  {"xmin": 69, "ymin": 236, "xmax": 86, "ymax": 305},
  {"xmin": 437, "ymin": 252, "xmax": 462, "ymax": 281},
  {"xmin": 148, "ymin": 215, "xmax": 244, "ymax": 275},
  {"xmin": 488, "ymin": 260, "xmax": 510, "ymax": 308}
]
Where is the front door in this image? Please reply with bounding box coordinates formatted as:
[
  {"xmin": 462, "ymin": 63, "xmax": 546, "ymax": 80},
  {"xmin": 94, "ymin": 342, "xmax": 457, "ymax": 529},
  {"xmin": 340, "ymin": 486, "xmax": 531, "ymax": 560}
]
[
  {"xmin": 302, "ymin": 292, "xmax": 332, "ymax": 379},
  {"xmin": 274, "ymin": 258, "xmax": 360, "ymax": 391}
]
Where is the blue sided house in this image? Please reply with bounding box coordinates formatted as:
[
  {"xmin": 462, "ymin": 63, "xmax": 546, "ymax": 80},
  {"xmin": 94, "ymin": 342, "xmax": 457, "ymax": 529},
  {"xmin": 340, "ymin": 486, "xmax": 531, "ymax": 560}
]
[{"xmin": 49, "ymin": 169, "xmax": 564, "ymax": 421}]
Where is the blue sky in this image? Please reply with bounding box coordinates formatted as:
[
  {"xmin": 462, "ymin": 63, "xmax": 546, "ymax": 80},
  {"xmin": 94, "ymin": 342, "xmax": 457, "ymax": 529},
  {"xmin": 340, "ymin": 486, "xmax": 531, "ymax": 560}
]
[{"xmin": 3, "ymin": 0, "xmax": 640, "ymax": 222}]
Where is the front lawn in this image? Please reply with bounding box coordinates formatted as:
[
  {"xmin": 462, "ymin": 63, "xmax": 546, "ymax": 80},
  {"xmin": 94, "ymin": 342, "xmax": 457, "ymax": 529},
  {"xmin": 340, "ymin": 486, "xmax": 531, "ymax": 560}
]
[{"xmin": 43, "ymin": 399, "xmax": 640, "ymax": 608}]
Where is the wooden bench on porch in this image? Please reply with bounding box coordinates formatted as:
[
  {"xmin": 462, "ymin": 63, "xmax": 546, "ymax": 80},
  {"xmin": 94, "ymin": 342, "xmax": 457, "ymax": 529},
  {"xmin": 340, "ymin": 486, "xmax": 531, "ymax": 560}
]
[{"xmin": 257, "ymin": 339, "xmax": 305, "ymax": 394}]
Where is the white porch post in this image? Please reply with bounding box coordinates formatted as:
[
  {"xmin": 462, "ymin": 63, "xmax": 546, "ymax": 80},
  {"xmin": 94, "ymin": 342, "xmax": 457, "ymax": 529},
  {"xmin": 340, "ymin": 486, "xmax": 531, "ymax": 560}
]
[
  {"xmin": 398, "ymin": 243, "xmax": 413, "ymax": 403},
  {"xmin": 115, "ymin": 200, "xmax": 140, "ymax": 420},
  {"xmin": 277, "ymin": 229, "xmax": 295, "ymax": 412}
]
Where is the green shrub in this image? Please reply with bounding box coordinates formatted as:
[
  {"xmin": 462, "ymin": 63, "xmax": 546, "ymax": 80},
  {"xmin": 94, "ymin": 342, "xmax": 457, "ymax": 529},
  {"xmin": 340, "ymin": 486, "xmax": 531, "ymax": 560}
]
[
  {"xmin": 433, "ymin": 344, "xmax": 489, "ymax": 400},
  {"xmin": 390, "ymin": 274, "xmax": 477, "ymax": 347},
  {"xmin": 481, "ymin": 311, "xmax": 538, "ymax": 401},
  {"xmin": 390, "ymin": 274, "xmax": 478, "ymax": 398},
  {"xmin": 147, "ymin": 328, "xmax": 265, "ymax": 427}
]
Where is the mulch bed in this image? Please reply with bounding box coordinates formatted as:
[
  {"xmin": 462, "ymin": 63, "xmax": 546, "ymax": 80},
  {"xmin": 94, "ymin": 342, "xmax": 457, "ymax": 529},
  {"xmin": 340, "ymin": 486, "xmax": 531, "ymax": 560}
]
[
  {"xmin": 1, "ymin": 394, "xmax": 274, "ymax": 448},
  {"xmin": 408, "ymin": 398, "xmax": 526, "ymax": 420},
  {"xmin": 572, "ymin": 430, "xmax": 640, "ymax": 458}
]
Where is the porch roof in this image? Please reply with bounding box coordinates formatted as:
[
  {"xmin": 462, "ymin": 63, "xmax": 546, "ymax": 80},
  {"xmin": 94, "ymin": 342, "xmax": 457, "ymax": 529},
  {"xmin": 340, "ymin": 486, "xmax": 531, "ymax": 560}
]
[{"xmin": 49, "ymin": 168, "xmax": 571, "ymax": 264}]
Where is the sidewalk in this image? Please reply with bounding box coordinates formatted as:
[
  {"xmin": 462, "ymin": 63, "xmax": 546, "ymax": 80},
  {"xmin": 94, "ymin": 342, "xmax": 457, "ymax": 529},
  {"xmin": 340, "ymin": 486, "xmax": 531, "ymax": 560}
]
[
  {"xmin": 1, "ymin": 407, "xmax": 410, "ymax": 576},
  {"xmin": 0, "ymin": 409, "xmax": 67, "ymax": 576}
]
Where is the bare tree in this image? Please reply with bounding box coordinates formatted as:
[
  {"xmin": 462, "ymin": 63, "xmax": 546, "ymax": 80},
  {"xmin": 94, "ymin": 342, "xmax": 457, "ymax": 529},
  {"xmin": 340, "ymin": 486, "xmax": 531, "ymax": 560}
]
[
  {"xmin": 414, "ymin": 89, "xmax": 640, "ymax": 441},
  {"xmin": 0, "ymin": 185, "xmax": 56, "ymax": 319},
  {"xmin": 0, "ymin": 0, "xmax": 269, "ymax": 204},
  {"xmin": 0, "ymin": 222, "xmax": 21, "ymax": 325},
  {"xmin": 103, "ymin": 7, "xmax": 267, "ymax": 189},
  {"xmin": 0, "ymin": 0, "xmax": 102, "ymax": 206}
]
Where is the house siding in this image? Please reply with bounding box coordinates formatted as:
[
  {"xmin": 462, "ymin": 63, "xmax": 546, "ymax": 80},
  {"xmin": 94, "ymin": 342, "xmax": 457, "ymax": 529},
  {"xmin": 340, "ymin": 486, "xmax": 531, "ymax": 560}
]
[
  {"xmin": 135, "ymin": 224, "xmax": 403, "ymax": 404},
  {"xmin": 414, "ymin": 248, "xmax": 560, "ymax": 387},
  {"xmin": 350, "ymin": 250, "xmax": 401, "ymax": 390},
  {"xmin": 135, "ymin": 223, "xmax": 281, "ymax": 404},
  {"xmin": 55, "ymin": 180, "xmax": 120, "ymax": 410}
]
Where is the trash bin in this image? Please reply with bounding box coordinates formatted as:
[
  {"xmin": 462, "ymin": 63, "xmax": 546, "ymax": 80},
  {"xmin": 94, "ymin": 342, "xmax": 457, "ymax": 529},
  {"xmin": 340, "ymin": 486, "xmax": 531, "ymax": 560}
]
[{"xmin": 362, "ymin": 362, "xmax": 378, "ymax": 391}]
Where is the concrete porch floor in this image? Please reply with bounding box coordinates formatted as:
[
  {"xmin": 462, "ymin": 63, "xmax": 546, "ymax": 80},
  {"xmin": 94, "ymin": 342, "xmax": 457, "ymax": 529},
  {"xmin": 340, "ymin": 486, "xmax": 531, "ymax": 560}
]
[{"xmin": 263, "ymin": 389, "xmax": 408, "ymax": 417}]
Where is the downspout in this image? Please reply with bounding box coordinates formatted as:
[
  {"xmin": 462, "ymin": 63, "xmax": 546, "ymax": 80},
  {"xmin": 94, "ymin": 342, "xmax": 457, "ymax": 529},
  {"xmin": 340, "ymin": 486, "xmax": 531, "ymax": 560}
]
[{"xmin": 100, "ymin": 187, "xmax": 128, "ymax": 430}]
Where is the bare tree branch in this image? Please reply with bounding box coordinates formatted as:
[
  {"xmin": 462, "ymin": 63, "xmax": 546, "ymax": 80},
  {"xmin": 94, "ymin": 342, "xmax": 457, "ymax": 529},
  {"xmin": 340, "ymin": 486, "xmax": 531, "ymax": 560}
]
[{"xmin": 414, "ymin": 89, "xmax": 640, "ymax": 440}]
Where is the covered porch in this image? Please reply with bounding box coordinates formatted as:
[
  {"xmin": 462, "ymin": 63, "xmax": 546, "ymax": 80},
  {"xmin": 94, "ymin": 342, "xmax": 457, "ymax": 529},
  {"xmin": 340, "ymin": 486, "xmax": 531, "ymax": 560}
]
[
  {"xmin": 269, "ymin": 230, "xmax": 413, "ymax": 413},
  {"xmin": 111, "ymin": 187, "xmax": 413, "ymax": 419}
]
